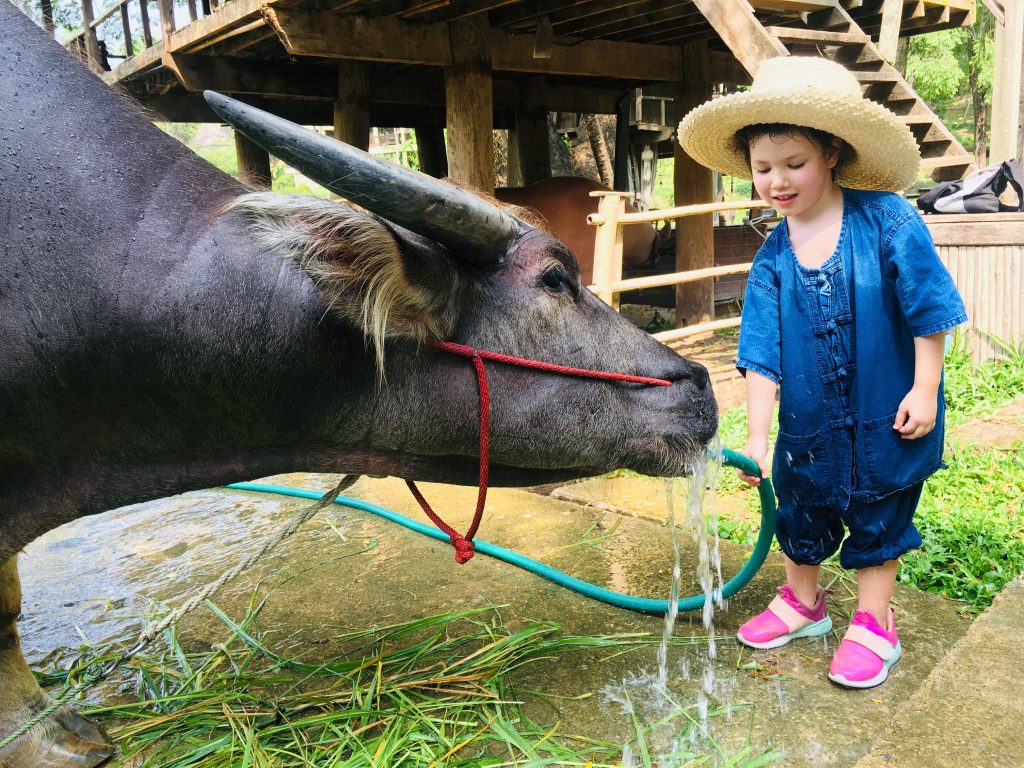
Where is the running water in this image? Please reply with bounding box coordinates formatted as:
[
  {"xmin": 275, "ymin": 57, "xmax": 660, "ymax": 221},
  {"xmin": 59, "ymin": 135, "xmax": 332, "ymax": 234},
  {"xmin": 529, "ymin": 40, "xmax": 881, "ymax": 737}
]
[{"xmin": 606, "ymin": 440, "xmax": 728, "ymax": 763}]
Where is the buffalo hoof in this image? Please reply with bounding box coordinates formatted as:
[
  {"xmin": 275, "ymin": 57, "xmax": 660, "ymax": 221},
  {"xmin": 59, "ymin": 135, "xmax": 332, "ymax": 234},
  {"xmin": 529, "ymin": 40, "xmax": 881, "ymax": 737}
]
[{"xmin": 0, "ymin": 707, "xmax": 115, "ymax": 768}]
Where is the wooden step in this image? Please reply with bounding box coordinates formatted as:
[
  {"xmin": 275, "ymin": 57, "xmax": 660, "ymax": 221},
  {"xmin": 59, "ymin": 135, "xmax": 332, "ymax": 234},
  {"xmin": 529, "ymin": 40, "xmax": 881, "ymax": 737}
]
[
  {"xmin": 920, "ymin": 155, "xmax": 973, "ymax": 170},
  {"xmin": 920, "ymin": 155, "xmax": 974, "ymax": 180},
  {"xmin": 852, "ymin": 69, "xmax": 899, "ymax": 83},
  {"xmin": 764, "ymin": 25, "xmax": 872, "ymax": 45},
  {"xmin": 799, "ymin": 6, "xmax": 854, "ymax": 32},
  {"xmin": 899, "ymin": 114, "xmax": 938, "ymax": 126}
]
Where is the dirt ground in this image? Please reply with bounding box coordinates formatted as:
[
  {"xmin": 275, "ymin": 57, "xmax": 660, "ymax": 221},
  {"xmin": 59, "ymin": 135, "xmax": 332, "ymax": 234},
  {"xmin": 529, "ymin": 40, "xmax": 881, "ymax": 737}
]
[
  {"xmin": 668, "ymin": 330, "xmax": 747, "ymax": 412},
  {"xmin": 950, "ymin": 397, "xmax": 1024, "ymax": 450}
]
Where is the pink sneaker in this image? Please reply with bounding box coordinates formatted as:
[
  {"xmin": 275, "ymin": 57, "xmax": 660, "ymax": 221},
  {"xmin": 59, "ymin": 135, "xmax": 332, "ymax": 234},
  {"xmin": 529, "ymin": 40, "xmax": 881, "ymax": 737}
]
[
  {"xmin": 828, "ymin": 608, "xmax": 902, "ymax": 689},
  {"xmin": 736, "ymin": 585, "xmax": 833, "ymax": 650}
]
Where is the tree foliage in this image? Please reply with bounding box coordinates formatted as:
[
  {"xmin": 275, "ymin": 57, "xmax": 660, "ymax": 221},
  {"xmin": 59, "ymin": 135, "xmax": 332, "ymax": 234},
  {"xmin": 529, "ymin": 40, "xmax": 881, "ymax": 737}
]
[{"xmin": 906, "ymin": 7, "xmax": 996, "ymax": 160}]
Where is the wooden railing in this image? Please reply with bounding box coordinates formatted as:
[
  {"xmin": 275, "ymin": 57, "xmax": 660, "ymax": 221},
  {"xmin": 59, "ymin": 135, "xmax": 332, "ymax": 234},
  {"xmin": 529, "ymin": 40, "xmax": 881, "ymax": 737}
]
[
  {"xmin": 64, "ymin": 0, "xmax": 222, "ymax": 72},
  {"xmin": 588, "ymin": 193, "xmax": 772, "ymax": 344}
]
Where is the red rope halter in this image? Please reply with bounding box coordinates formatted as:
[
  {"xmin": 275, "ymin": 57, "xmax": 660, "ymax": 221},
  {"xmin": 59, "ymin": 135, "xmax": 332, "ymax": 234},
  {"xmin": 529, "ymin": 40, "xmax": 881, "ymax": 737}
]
[{"xmin": 406, "ymin": 340, "xmax": 671, "ymax": 564}]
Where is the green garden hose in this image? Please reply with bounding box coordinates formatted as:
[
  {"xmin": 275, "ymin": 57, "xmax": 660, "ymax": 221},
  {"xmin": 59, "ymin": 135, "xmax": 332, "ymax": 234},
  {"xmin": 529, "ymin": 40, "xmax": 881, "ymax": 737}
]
[{"xmin": 227, "ymin": 448, "xmax": 775, "ymax": 615}]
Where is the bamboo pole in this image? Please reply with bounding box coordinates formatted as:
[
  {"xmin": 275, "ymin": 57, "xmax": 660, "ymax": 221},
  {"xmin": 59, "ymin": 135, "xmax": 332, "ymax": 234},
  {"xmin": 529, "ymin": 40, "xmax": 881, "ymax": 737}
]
[
  {"xmin": 654, "ymin": 317, "xmax": 742, "ymax": 343},
  {"xmin": 587, "ymin": 198, "xmax": 771, "ymax": 226},
  {"xmin": 590, "ymin": 192, "xmax": 627, "ymax": 307},
  {"xmin": 612, "ymin": 262, "xmax": 754, "ymax": 293}
]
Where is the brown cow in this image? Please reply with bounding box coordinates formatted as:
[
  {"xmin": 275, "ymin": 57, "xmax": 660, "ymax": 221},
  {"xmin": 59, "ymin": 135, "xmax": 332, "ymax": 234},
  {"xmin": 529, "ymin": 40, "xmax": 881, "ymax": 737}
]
[{"xmin": 495, "ymin": 177, "xmax": 657, "ymax": 284}]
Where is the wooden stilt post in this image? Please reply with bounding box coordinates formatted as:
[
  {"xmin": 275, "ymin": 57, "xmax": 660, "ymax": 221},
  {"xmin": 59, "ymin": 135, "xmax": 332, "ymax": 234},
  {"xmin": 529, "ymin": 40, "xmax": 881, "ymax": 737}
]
[
  {"xmin": 235, "ymin": 131, "xmax": 272, "ymax": 189},
  {"xmin": 673, "ymin": 41, "xmax": 715, "ymax": 328},
  {"xmin": 445, "ymin": 16, "xmax": 494, "ymax": 192},
  {"xmin": 510, "ymin": 76, "xmax": 551, "ymax": 186},
  {"xmin": 416, "ymin": 125, "xmax": 449, "ymax": 178},
  {"xmin": 416, "ymin": 125, "xmax": 448, "ymax": 178},
  {"xmin": 990, "ymin": 0, "xmax": 1024, "ymax": 164},
  {"xmin": 333, "ymin": 61, "xmax": 370, "ymax": 151}
]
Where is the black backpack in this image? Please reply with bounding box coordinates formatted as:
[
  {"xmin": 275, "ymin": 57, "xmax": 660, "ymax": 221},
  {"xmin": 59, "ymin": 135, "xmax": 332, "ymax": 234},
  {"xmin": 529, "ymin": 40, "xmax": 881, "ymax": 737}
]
[{"xmin": 917, "ymin": 158, "xmax": 1024, "ymax": 214}]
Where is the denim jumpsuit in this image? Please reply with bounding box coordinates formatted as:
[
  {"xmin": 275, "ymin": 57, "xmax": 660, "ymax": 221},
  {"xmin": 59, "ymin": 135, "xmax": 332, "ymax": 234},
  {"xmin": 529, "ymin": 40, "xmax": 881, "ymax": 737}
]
[{"xmin": 737, "ymin": 189, "xmax": 967, "ymax": 569}]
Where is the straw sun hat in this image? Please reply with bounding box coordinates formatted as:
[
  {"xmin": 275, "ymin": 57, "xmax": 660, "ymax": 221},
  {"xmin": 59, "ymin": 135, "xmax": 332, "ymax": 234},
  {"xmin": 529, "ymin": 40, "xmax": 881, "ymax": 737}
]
[{"xmin": 677, "ymin": 56, "xmax": 921, "ymax": 192}]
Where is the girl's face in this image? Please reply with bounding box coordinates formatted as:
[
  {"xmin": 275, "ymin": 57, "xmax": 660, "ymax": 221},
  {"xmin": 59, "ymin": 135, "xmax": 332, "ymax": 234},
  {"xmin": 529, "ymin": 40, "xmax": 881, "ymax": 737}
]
[{"xmin": 748, "ymin": 132, "xmax": 840, "ymax": 220}]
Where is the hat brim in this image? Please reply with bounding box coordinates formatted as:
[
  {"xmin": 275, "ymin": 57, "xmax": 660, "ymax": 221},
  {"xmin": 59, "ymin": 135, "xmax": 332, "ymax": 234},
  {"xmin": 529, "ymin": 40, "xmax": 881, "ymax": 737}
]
[{"xmin": 677, "ymin": 88, "xmax": 921, "ymax": 192}]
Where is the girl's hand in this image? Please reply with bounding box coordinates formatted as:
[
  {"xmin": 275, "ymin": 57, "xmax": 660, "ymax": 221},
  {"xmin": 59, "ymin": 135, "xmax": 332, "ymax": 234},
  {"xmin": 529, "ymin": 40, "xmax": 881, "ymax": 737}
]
[
  {"xmin": 738, "ymin": 438, "xmax": 770, "ymax": 487},
  {"xmin": 894, "ymin": 385, "xmax": 938, "ymax": 440}
]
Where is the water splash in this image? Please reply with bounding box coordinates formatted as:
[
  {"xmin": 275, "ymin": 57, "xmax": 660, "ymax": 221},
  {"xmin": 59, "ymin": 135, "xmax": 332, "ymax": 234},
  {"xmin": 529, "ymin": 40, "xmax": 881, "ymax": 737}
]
[{"xmin": 611, "ymin": 441, "xmax": 729, "ymax": 764}]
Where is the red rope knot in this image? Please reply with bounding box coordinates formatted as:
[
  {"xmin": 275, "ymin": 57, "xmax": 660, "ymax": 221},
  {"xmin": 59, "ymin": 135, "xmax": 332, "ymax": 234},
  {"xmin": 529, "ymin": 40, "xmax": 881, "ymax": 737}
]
[{"xmin": 451, "ymin": 535, "xmax": 476, "ymax": 564}]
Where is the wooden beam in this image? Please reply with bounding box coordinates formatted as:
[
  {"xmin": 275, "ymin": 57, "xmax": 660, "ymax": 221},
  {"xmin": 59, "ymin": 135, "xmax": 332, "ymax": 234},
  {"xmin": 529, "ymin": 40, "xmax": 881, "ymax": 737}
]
[
  {"xmin": 156, "ymin": 54, "xmax": 627, "ymax": 116},
  {"xmin": 261, "ymin": 8, "xmax": 687, "ymax": 81},
  {"xmin": 709, "ymin": 50, "xmax": 752, "ymax": 85},
  {"xmin": 266, "ymin": 8, "xmax": 452, "ymax": 65},
  {"xmin": 878, "ymin": 0, "xmax": 902, "ymax": 63},
  {"xmin": 446, "ymin": 16, "xmax": 494, "ymax": 192},
  {"xmin": 334, "ymin": 61, "xmax": 370, "ymax": 151},
  {"xmin": 138, "ymin": 92, "xmax": 457, "ymax": 128},
  {"xmin": 489, "ymin": 29, "xmax": 684, "ymax": 79},
  {"xmin": 167, "ymin": 53, "xmax": 337, "ymax": 97},
  {"xmin": 990, "ymin": 0, "xmax": 1024, "ymax": 164},
  {"xmin": 561, "ymin": 3, "xmax": 693, "ymax": 38},
  {"xmin": 926, "ymin": 213, "xmax": 1024, "ymax": 246},
  {"xmin": 690, "ymin": 0, "xmax": 789, "ymax": 76},
  {"xmin": 674, "ymin": 41, "xmax": 715, "ymax": 328}
]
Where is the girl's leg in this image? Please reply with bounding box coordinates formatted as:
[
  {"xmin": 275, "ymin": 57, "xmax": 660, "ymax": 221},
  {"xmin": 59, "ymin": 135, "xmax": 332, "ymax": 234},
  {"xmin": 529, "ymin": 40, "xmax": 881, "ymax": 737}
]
[
  {"xmin": 856, "ymin": 559, "xmax": 898, "ymax": 629},
  {"xmin": 785, "ymin": 556, "xmax": 821, "ymax": 608}
]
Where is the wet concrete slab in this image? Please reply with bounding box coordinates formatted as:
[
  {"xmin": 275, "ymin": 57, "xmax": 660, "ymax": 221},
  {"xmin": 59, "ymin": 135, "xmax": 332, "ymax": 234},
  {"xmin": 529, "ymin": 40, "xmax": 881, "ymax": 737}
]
[
  {"xmin": 18, "ymin": 473, "xmax": 970, "ymax": 765},
  {"xmin": 852, "ymin": 578, "xmax": 1024, "ymax": 768}
]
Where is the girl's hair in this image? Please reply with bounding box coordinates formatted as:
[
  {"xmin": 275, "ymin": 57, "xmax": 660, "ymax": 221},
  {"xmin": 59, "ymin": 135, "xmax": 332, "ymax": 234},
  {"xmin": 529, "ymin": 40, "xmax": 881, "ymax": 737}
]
[{"xmin": 733, "ymin": 123, "xmax": 855, "ymax": 168}]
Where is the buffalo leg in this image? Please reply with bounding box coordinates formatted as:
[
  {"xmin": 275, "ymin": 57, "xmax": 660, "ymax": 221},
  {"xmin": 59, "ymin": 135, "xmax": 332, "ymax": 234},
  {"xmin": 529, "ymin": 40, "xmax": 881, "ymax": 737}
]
[{"xmin": 0, "ymin": 555, "xmax": 115, "ymax": 768}]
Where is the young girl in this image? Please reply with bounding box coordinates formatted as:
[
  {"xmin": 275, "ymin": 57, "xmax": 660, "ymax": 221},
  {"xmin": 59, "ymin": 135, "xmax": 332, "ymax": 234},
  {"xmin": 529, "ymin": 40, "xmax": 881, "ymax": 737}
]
[{"xmin": 677, "ymin": 57, "xmax": 967, "ymax": 689}]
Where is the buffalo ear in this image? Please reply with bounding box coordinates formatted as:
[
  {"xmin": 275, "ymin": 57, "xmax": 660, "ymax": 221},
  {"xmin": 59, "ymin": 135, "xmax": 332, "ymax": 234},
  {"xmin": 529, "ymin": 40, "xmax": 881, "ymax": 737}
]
[{"xmin": 229, "ymin": 193, "xmax": 464, "ymax": 367}]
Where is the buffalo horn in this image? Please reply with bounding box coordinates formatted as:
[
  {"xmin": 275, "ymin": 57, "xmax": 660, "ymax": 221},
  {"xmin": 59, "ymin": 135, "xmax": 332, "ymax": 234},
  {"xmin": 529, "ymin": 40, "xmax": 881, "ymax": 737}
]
[{"xmin": 204, "ymin": 91, "xmax": 518, "ymax": 264}]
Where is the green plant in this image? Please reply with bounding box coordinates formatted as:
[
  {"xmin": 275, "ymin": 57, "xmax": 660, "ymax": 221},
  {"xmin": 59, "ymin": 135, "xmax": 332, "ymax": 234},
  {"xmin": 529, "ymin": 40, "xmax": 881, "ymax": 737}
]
[
  {"xmin": 898, "ymin": 441, "xmax": 1024, "ymax": 614},
  {"xmin": 943, "ymin": 330, "xmax": 1024, "ymax": 424}
]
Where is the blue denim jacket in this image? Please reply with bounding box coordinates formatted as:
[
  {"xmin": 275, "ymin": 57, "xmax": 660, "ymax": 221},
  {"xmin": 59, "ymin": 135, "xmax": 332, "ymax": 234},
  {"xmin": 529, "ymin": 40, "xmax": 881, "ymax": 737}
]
[{"xmin": 737, "ymin": 189, "xmax": 968, "ymax": 507}]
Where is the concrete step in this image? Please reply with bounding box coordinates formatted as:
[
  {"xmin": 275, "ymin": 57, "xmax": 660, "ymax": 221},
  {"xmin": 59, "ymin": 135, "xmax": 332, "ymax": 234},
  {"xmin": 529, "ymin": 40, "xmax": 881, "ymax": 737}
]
[{"xmin": 852, "ymin": 578, "xmax": 1024, "ymax": 768}]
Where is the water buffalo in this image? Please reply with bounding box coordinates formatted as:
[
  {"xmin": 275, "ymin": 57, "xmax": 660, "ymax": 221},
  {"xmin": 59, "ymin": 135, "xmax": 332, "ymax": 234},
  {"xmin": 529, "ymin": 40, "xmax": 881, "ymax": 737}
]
[
  {"xmin": 0, "ymin": 5, "xmax": 716, "ymax": 766},
  {"xmin": 495, "ymin": 177, "xmax": 657, "ymax": 284}
]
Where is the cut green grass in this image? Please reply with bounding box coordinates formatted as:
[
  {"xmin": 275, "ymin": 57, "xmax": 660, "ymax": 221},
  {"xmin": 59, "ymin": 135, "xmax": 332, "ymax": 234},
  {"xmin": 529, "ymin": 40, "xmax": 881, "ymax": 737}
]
[{"xmin": 36, "ymin": 603, "xmax": 779, "ymax": 767}]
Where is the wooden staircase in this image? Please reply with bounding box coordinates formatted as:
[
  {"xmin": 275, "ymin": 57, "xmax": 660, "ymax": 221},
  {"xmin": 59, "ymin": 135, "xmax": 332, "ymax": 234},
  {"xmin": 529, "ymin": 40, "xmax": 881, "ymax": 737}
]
[{"xmin": 695, "ymin": 0, "xmax": 977, "ymax": 183}]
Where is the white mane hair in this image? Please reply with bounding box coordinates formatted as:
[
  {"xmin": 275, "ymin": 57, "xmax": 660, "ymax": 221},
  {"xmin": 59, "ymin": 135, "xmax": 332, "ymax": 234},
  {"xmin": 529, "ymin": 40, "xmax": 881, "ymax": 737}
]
[{"xmin": 228, "ymin": 193, "xmax": 464, "ymax": 372}]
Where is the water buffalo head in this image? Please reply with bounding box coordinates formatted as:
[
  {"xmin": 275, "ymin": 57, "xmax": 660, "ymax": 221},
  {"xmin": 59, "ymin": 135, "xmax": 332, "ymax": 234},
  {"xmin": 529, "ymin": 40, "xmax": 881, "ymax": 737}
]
[{"xmin": 204, "ymin": 93, "xmax": 718, "ymax": 485}]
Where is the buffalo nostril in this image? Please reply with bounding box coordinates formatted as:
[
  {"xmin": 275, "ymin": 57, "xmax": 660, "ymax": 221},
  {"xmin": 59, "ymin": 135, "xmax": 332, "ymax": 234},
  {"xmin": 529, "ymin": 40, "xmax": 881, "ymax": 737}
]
[{"xmin": 691, "ymin": 363, "xmax": 709, "ymax": 389}]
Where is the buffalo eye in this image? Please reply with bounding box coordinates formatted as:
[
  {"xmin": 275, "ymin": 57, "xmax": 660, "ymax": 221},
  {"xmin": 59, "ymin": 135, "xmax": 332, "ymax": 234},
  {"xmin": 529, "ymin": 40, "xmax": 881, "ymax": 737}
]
[{"xmin": 540, "ymin": 265, "xmax": 575, "ymax": 295}]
